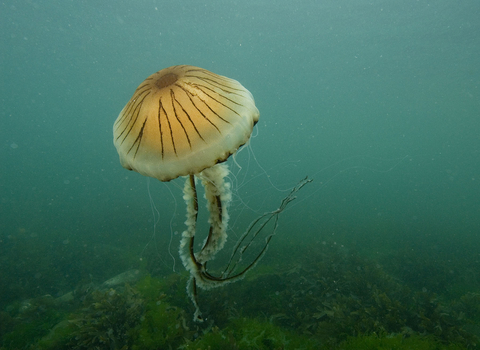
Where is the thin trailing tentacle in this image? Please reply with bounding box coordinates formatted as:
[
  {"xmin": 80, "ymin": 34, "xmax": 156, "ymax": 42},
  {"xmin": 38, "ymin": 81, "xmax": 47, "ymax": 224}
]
[{"xmin": 221, "ymin": 176, "xmax": 313, "ymax": 279}]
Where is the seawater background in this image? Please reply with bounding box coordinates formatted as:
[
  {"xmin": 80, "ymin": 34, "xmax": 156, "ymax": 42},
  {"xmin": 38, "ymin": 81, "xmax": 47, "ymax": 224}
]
[{"xmin": 1, "ymin": 0, "xmax": 479, "ymax": 308}]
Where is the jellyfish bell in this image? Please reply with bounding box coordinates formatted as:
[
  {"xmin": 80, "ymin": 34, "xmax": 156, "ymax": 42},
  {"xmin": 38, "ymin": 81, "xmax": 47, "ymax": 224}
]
[{"xmin": 113, "ymin": 65, "xmax": 259, "ymax": 182}]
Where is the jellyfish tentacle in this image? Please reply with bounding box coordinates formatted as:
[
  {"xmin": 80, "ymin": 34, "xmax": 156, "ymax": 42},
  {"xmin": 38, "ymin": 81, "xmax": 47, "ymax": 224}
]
[
  {"xmin": 199, "ymin": 194, "xmax": 222, "ymax": 256},
  {"xmin": 195, "ymin": 163, "xmax": 231, "ymax": 265},
  {"xmin": 188, "ymin": 175, "xmax": 200, "ymax": 266},
  {"xmin": 179, "ymin": 175, "xmax": 200, "ymax": 270},
  {"xmin": 179, "ymin": 174, "xmax": 205, "ymax": 322},
  {"xmin": 221, "ymin": 176, "xmax": 313, "ymax": 279},
  {"xmin": 179, "ymin": 165, "xmax": 232, "ymax": 321},
  {"xmin": 187, "ymin": 276, "xmax": 203, "ymax": 322}
]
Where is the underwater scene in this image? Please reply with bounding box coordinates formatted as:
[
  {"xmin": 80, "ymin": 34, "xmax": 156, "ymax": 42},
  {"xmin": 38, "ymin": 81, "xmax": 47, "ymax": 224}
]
[{"xmin": 1, "ymin": 0, "xmax": 479, "ymax": 349}]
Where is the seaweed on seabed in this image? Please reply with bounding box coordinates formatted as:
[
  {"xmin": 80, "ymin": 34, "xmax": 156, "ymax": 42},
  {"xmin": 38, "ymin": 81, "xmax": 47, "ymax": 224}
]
[
  {"xmin": 66, "ymin": 284, "xmax": 144, "ymax": 350},
  {"xmin": 131, "ymin": 274, "xmax": 193, "ymax": 350},
  {"xmin": 255, "ymin": 241, "xmax": 480, "ymax": 348},
  {"xmin": 131, "ymin": 299, "xmax": 191, "ymax": 350},
  {"xmin": 181, "ymin": 317, "xmax": 321, "ymax": 350},
  {"xmin": 0, "ymin": 295, "xmax": 65, "ymax": 350},
  {"xmin": 337, "ymin": 333, "xmax": 468, "ymax": 350}
]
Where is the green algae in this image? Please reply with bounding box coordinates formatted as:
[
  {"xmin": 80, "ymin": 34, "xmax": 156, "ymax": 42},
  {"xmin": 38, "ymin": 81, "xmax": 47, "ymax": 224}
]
[
  {"xmin": 183, "ymin": 317, "xmax": 320, "ymax": 350},
  {"xmin": 0, "ymin": 296, "xmax": 65, "ymax": 350},
  {"xmin": 65, "ymin": 285, "xmax": 143, "ymax": 350},
  {"xmin": 337, "ymin": 333, "xmax": 467, "ymax": 350},
  {"xmin": 132, "ymin": 300, "xmax": 190, "ymax": 350}
]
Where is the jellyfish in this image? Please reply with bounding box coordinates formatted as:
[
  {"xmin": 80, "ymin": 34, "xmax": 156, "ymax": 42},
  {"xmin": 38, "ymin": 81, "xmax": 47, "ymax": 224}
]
[{"xmin": 113, "ymin": 65, "xmax": 310, "ymax": 321}]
